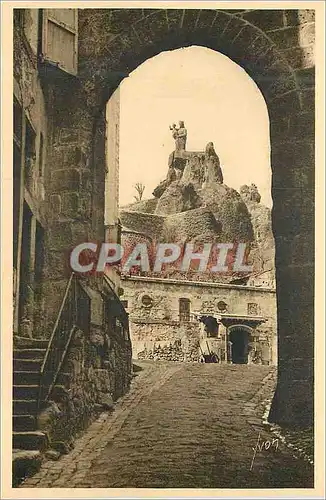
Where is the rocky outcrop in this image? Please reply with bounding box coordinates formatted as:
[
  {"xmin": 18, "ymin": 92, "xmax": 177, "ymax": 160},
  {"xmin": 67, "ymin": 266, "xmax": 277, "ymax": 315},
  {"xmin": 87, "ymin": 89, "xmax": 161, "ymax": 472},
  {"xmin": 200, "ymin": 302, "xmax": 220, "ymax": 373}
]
[
  {"xmin": 200, "ymin": 183, "xmax": 254, "ymax": 243},
  {"xmin": 240, "ymin": 184, "xmax": 275, "ymax": 276},
  {"xmin": 120, "ymin": 198, "xmax": 158, "ymax": 214},
  {"xmin": 125, "ymin": 143, "xmax": 253, "ymax": 245},
  {"xmin": 120, "ymin": 142, "xmax": 274, "ymax": 283},
  {"xmin": 161, "ymin": 208, "xmax": 222, "ymax": 244},
  {"xmin": 182, "ymin": 153, "xmax": 205, "ymax": 189},
  {"xmin": 202, "ymin": 142, "xmax": 223, "ymax": 185},
  {"xmin": 155, "ymin": 181, "xmax": 202, "ymax": 216},
  {"xmin": 240, "ymin": 183, "xmax": 261, "ymax": 204}
]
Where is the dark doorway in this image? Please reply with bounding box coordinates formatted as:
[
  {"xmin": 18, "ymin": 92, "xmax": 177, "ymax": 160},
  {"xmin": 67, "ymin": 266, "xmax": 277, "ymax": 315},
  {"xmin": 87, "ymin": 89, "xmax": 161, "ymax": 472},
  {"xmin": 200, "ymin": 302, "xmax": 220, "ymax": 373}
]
[{"xmin": 229, "ymin": 327, "xmax": 249, "ymax": 364}]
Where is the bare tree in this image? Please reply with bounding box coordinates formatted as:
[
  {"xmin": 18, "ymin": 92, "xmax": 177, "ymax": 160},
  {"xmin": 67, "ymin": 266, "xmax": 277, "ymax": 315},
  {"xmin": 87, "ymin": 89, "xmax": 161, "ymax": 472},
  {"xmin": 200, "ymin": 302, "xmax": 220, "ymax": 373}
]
[{"xmin": 133, "ymin": 182, "xmax": 145, "ymax": 202}]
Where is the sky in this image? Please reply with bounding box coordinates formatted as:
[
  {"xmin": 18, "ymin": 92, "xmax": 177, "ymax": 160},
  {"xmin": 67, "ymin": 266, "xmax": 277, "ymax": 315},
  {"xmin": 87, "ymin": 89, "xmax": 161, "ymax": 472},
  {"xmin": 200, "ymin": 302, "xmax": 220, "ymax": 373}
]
[{"xmin": 117, "ymin": 46, "xmax": 272, "ymax": 208}]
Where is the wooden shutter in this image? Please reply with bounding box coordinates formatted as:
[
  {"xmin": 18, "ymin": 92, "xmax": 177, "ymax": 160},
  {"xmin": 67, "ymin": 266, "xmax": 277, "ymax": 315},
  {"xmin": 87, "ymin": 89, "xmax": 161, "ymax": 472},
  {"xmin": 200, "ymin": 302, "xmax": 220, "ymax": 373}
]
[{"xmin": 42, "ymin": 9, "xmax": 78, "ymax": 76}]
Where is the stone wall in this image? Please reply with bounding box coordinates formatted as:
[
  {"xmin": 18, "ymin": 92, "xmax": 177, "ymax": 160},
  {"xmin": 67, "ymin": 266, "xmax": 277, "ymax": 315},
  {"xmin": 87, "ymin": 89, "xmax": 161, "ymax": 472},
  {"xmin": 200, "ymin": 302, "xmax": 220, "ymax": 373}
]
[
  {"xmin": 121, "ymin": 198, "xmax": 158, "ymax": 214},
  {"xmin": 120, "ymin": 210, "xmax": 165, "ymax": 239},
  {"xmin": 13, "ymin": 11, "xmax": 48, "ymax": 336},
  {"xmin": 13, "ymin": 10, "xmax": 133, "ymax": 446},
  {"xmin": 240, "ymin": 184, "xmax": 275, "ymax": 278},
  {"xmin": 37, "ymin": 322, "xmax": 132, "ymax": 454}
]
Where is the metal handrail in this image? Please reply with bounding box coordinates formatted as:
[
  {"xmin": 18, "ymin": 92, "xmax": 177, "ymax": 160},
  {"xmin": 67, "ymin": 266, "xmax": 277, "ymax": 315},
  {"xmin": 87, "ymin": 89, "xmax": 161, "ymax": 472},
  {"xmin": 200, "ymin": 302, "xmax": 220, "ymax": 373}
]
[
  {"xmin": 38, "ymin": 273, "xmax": 90, "ymax": 409},
  {"xmin": 39, "ymin": 273, "xmax": 75, "ymax": 376}
]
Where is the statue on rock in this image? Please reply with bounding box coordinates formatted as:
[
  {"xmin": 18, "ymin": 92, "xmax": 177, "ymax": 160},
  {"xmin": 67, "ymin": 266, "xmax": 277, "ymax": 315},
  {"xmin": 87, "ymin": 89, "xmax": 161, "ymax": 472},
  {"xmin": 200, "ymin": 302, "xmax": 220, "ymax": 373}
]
[
  {"xmin": 203, "ymin": 142, "xmax": 223, "ymax": 185},
  {"xmin": 168, "ymin": 120, "xmax": 188, "ymax": 180},
  {"xmin": 153, "ymin": 131, "xmax": 224, "ymax": 200},
  {"xmin": 170, "ymin": 121, "xmax": 187, "ymax": 153}
]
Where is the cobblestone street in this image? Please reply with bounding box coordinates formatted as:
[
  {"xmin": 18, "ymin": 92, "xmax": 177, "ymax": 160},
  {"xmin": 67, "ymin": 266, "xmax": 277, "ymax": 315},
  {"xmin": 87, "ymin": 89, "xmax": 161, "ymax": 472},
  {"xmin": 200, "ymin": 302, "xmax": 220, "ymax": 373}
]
[{"xmin": 21, "ymin": 362, "xmax": 313, "ymax": 489}]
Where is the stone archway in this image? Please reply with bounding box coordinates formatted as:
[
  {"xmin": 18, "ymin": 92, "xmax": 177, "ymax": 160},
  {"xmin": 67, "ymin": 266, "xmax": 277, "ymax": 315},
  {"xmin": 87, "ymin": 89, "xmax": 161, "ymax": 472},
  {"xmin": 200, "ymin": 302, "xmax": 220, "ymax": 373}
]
[
  {"xmin": 228, "ymin": 324, "xmax": 254, "ymax": 364},
  {"xmin": 45, "ymin": 9, "xmax": 314, "ymax": 428},
  {"xmin": 229, "ymin": 328, "xmax": 249, "ymax": 364}
]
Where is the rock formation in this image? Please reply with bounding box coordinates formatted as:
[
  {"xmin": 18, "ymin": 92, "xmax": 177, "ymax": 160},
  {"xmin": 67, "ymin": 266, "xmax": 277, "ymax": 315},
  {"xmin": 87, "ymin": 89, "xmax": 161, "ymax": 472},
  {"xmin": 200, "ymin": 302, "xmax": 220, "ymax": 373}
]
[
  {"xmin": 203, "ymin": 142, "xmax": 223, "ymax": 185},
  {"xmin": 155, "ymin": 180, "xmax": 202, "ymax": 216},
  {"xmin": 120, "ymin": 126, "xmax": 275, "ymax": 284},
  {"xmin": 240, "ymin": 184, "xmax": 275, "ymax": 283}
]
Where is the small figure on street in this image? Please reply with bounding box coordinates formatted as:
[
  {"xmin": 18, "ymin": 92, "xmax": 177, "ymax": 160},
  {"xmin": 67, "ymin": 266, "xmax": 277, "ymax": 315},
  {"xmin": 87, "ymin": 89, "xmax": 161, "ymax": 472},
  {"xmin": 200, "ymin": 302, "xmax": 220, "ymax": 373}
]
[{"xmin": 261, "ymin": 341, "xmax": 270, "ymax": 365}]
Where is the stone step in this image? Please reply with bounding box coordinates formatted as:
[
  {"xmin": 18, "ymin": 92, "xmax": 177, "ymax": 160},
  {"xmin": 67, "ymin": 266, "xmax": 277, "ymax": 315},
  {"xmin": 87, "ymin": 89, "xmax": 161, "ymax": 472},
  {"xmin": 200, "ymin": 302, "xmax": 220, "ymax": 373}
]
[
  {"xmin": 13, "ymin": 369, "xmax": 70, "ymax": 386},
  {"xmin": 13, "ymin": 385, "xmax": 39, "ymax": 400},
  {"xmin": 13, "ymin": 415, "xmax": 37, "ymax": 432},
  {"xmin": 13, "ymin": 399, "xmax": 38, "ymax": 415},
  {"xmin": 13, "ymin": 358, "xmax": 43, "ymax": 372},
  {"xmin": 13, "ymin": 431, "xmax": 48, "ymax": 451},
  {"xmin": 14, "ymin": 371, "xmax": 40, "ymax": 385},
  {"xmin": 13, "ymin": 336, "xmax": 48, "ymax": 349},
  {"xmin": 14, "ymin": 349, "xmax": 46, "ymax": 360},
  {"xmin": 12, "ymin": 449, "xmax": 42, "ymax": 485}
]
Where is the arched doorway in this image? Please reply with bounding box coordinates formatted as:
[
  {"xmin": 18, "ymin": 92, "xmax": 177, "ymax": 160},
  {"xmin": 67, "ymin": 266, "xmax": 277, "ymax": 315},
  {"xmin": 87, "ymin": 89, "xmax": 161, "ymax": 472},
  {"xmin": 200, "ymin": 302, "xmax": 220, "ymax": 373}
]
[{"xmin": 228, "ymin": 325, "xmax": 252, "ymax": 364}]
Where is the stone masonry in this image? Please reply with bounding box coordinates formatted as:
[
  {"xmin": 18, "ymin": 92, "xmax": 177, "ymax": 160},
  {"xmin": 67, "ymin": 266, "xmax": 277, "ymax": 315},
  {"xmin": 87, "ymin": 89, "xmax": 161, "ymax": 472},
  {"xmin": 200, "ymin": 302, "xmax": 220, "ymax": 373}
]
[{"xmin": 121, "ymin": 275, "xmax": 277, "ymax": 365}]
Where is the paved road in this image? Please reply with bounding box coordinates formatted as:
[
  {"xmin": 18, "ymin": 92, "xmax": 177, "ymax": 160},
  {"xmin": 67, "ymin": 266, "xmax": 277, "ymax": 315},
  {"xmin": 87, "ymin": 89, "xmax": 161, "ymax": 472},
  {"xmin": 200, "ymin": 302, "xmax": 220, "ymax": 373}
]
[{"xmin": 21, "ymin": 361, "xmax": 313, "ymax": 489}]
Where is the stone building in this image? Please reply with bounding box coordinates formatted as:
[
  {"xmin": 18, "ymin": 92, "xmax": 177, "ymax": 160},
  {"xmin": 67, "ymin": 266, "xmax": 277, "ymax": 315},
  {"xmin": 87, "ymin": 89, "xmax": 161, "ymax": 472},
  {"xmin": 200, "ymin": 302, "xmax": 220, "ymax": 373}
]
[
  {"xmin": 11, "ymin": 7, "xmax": 315, "ymax": 481},
  {"xmin": 12, "ymin": 9, "xmax": 131, "ymax": 481},
  {"xmin": 121, "ymin": 275, "xmax": 277, "ymax": 366}
]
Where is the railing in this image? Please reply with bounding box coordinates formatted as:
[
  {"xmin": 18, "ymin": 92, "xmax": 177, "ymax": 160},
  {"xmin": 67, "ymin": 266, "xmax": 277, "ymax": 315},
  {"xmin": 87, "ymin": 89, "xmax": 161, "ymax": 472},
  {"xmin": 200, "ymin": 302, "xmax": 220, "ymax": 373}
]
[{"xmin": 38, "ymin": 273, "xmax": 90, "ymax": 408}]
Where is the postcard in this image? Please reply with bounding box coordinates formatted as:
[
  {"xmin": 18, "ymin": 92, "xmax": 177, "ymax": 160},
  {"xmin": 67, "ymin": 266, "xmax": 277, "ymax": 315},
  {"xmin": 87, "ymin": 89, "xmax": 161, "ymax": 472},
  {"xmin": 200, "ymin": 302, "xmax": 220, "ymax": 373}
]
[{"xmin": 1, "ymin": 1, "xmax": 325, "ymax": 498}]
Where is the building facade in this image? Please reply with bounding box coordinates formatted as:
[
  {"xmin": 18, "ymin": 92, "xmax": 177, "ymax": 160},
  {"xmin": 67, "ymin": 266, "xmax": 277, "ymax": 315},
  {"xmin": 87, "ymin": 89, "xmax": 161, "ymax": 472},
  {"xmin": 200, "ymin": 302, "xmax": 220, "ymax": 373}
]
[
  {"xmin": 12, "ymin": 9, "xmax": 132, "ymax": 480},
  {"xmin": 121, "ymin": 275, "xmax": 277, "ymax": 365}
]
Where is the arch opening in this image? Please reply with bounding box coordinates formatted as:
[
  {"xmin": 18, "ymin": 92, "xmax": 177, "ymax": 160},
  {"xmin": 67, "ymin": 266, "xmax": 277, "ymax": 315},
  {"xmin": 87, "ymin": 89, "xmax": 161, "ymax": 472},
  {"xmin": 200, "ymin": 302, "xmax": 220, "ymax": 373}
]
[{"xmin": 229, "ymin": 326, "xmax": 250, "ymax": 364}]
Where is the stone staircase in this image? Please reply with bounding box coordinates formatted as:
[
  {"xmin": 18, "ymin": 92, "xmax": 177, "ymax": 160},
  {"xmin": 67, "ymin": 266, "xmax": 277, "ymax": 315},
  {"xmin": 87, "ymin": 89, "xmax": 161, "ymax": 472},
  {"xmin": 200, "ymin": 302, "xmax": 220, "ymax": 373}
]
[{"xmin": 12, "ymin": 338, "xmax": 49, "ymax": 485}]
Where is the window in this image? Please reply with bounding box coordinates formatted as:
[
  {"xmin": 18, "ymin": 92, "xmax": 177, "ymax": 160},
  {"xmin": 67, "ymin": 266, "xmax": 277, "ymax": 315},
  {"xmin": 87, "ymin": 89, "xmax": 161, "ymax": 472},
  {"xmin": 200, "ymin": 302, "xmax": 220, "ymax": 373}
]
[
  {"xmin": 141, "ymin": 295, "xmax": 153, "ymax": 308},
  {"xmin": 117, "ymin": 220, "xmax": 122, "ymax": 245},
  {"xmin": 18, "ymin": 202, "xmax": 33, "ymax": 325},
  {"xmin": 35, "ymin": 222, "xmax": 44, "ymax": 285},
  {"xmin": 179, "ymin": 298, "xmax": 191, "ymax": 322},
  {"xmin": 201, "ymin": 316, "xmax": 219, "ymax": 338},
  {"xmin": 14, "ymin": 9, "xmax": 25, "ymax": 27},
  {"xmin": 41, "ymin": 9, "xmax": 78, "ymax": 76},
  {"xmin": 25, "ymin": 119, "xmax": 36, "ymax": 191},
  {"xmin": 13, "ymin": 98, "xmax": 22, "ymax": 146},
  {"xmin": 13, "ymin": 97, "xmax": 23, "ymax": 269},
  {"xmin": 115, "ymin": 318, "xmax": 123, "ymax": 335},
  {"xmin": 13, "ymin": 143, "xmax": 21, "ymax": 268},
  {"xmin": 248, "ymin": 303, "xmax": 259, "ymax": 316},
  {"xmin": 217, "ymin": 300, "xmax": 227, "ymax": 312}
]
